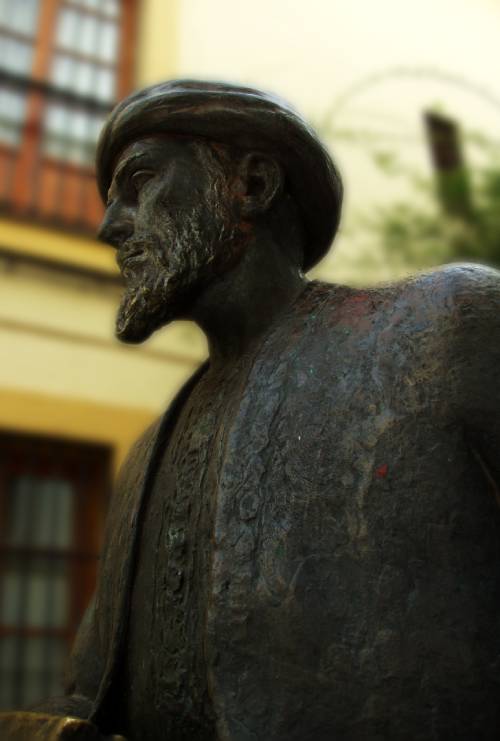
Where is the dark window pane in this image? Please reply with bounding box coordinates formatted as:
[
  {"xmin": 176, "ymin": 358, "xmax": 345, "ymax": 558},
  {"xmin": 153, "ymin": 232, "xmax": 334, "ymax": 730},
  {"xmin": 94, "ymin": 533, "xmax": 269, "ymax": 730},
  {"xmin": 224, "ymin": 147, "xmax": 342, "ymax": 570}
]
[
  {"xmin": 0, "ymin": 568, "xmax": 22, "ymax": 625},
  {"xmin": 0, "ymin": 87, "xmax": 26, "ymax": 145},
  {"xmin": 52, "ymin": 53, "xmax": 115, "ymax": 100},
  {"xmin": 56, "ymin": 8, "xmax": 95, "ymax": 55},
  {"xmin": 0, "ymin": 35, "xmax": 34, "ymax": 75},
  {"xmin": 0, "ymin": 433, "xmax": 111, "ymax": 711},
  {"xmin": 0, "ymin": 635, "xmax": 66, "ymax": 710},
  {"xmin": 4, "ymin": 476, "xmax": 75, "ymax": 549},
  {"xmin": 4, "ymin": 476, "xmax": 36, "ymax": 547},
  {"xmin": 98, "ymin": 20, "xmax": 118, "ymax": 63},
  {"xmin": 0, "ymin": 556, "xmax": 69, "ymax": 628},
  {"xmin": 56, "ymin": 7, "xmax": 79, "ymax": 48},
  {"xmin": 51, "ymin": 54, "xmax": 74, "ymax": 90},
  {"xmin": 43, "ymin": 104, "xmax": 104, "ymax": 165},
  {"xmin": 0, "ymin": 0, "xmax": 39, "ymax": 36},
  {"xmin": 95, "ymin": 66, "xmax": 114, "ymax": 102},
  {"xmin": 0, "ymin": 636, "xmax": 17, "ymax": 708},
  {"xmin": 66, "ymin": 0, "xmax": 120, "ymax": 19},
  {"xmin": 74, "ymin": 60, "xmax": 95, "ymax": 96}
]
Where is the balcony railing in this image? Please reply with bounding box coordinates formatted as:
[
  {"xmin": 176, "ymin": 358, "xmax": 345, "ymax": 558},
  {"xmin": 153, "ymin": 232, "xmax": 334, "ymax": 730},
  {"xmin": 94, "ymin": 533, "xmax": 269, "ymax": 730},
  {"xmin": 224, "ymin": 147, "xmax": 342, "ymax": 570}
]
[{"xmin": 0, "ymin": 70, "xmax": 111, "ymax": 235}]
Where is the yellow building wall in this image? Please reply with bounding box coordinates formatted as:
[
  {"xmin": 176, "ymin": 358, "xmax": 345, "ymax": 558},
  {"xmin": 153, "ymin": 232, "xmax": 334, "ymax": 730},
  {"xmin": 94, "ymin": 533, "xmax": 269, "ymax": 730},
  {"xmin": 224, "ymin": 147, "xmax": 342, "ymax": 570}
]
[
  {"xmin": 0, "ymin": 252, "xmax": 205, "ymax": 470},
  {"xmin": 0, "ymin": 387, "xmax": 153, "ymax": 472},
  {"xmin": 0, "ymin": 0, "xmax": 204, "ymax": 472},
  {"xmin": 0, "ymin": 216, "xmax": 117, "ymax": 275},
  {"xmin": 136, "ymin": 0, "xmax": 179, "ymax": 87}
]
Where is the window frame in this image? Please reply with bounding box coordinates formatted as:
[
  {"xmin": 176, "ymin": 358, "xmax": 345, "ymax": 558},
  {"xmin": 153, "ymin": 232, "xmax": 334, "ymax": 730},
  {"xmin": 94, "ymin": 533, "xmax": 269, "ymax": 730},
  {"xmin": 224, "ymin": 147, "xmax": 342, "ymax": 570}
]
[
  {"xmin": 0, "ymin": 0, "xmax": 136, "ymax": 232},
  {"xmin": 0, "ymin": 430, "xmax": 112, "ymax": 709}
]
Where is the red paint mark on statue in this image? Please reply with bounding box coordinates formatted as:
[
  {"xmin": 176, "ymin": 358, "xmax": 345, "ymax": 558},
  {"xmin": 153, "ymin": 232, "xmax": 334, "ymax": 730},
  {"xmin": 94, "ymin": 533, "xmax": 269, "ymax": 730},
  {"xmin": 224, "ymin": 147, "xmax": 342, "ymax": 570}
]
[
  {"xmin": 350, "ymin": 293, "xmax": 369, "ymax": 303},
  {"xmin": 375, "ymin": 463, "xmax": 389, "ymax": 478},
  {"xmin": 342, "ymin": 292, "xmax": 373, "ymax": 324}
]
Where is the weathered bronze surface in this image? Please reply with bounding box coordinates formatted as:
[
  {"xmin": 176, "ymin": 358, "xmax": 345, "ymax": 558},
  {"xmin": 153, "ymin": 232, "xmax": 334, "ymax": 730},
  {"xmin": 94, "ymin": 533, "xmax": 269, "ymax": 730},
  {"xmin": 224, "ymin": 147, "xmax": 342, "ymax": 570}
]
[
  {"xmin": 0, "ymin": 711, "xmax": 122, "ymax": 739},
  {"xmin": 4, "ymin": 80, "xmax": 500, "ymax": 739}
]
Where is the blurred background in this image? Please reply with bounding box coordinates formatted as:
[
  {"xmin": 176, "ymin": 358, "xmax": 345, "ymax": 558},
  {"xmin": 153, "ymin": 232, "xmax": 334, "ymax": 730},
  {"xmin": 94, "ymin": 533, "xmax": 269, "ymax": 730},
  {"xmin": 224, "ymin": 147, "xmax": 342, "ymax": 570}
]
[{"xmin": 0, "ymin": 0, "xmax": 499, "ymax": 711}]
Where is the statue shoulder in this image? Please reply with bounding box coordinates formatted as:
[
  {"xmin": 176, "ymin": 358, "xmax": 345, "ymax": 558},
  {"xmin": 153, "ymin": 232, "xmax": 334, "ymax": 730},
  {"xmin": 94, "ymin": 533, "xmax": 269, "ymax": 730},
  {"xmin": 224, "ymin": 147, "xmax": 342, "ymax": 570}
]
[
  {"xmin": 424, "ymin": 264, "xmax": 500, "ymax": 355},
  {"xmin": 398, "ymin": 262, "xmax": 500, "ymax": 320},
  {"xmin": 367, "ymin": 263, "xmax": 500, "ymax": 340},
  {"xmin": 397, "ymin": 263, "xmax": 500, "ymax": 427},
  {"xmin": 438, "ymin": 261, "xmax": 500, "ymax": 318},
  {"xmin": 307, "ymin": 266, "xmax": 500, "ymax": 340}
]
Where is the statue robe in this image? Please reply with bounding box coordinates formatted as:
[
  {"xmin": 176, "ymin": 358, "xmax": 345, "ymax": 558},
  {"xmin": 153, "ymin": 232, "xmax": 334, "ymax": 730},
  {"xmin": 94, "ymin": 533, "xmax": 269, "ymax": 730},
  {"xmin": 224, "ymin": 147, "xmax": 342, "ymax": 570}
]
[{"xmin": 63, "ymin": 271, "xmax": 500, "ymax": 740}]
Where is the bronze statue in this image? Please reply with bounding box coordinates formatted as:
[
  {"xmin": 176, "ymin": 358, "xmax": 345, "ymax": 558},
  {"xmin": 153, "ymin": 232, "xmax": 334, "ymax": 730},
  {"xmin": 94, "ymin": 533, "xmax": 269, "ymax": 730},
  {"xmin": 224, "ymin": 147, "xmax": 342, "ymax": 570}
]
[{"xmin": 2, "ymin": 79, "xmax": 500, "ymax": 740}]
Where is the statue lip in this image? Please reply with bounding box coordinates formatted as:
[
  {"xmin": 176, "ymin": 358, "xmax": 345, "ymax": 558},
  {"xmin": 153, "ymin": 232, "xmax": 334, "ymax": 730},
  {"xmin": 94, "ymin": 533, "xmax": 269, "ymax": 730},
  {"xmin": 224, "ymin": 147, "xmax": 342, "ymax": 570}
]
[{"xmin": 117, "ymin": 244, "xmax": 145, "ymax": 272}]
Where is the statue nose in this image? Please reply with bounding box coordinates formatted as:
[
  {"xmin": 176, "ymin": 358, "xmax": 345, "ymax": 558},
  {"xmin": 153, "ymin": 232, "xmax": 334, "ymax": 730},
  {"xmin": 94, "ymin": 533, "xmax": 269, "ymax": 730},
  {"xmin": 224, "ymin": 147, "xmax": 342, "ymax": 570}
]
[{"xmin": 97, "ymin": 207, "xmax": 133, "ymax": 249}]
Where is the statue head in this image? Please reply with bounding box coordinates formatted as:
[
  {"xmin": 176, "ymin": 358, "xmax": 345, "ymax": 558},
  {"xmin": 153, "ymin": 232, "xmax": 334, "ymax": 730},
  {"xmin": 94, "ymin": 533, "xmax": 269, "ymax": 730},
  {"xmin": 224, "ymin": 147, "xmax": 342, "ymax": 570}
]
[{"xmin": 96, "ymin": 79, "xmax": 343, "ymax": 343}]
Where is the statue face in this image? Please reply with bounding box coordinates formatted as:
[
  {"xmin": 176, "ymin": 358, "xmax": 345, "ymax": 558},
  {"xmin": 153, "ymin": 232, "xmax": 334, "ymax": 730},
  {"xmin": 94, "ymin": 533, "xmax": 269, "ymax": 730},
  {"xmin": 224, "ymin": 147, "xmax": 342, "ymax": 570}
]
[{"xmin": 99, "ymin": 136, "xmax": 241, "ymax": 343}]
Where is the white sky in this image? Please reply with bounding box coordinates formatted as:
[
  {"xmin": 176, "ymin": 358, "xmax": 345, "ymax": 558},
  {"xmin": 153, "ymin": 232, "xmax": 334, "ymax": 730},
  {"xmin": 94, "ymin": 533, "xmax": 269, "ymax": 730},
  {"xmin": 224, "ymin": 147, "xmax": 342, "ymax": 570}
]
[
  {"xmin": 179, "ymin": 0, "xmax": 500, "ymax": 115},
  {"xmin": 177, "ymin": 0, "xmax": 500, "ymax": 279}
]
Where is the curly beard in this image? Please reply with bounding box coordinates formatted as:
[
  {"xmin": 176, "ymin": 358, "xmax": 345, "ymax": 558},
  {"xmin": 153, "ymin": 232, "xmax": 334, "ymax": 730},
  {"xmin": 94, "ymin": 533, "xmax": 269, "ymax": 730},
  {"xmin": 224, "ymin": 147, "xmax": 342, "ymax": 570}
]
[{"xmin": 115, "ymin": 204, "xmax": 241, "ymax": 343}]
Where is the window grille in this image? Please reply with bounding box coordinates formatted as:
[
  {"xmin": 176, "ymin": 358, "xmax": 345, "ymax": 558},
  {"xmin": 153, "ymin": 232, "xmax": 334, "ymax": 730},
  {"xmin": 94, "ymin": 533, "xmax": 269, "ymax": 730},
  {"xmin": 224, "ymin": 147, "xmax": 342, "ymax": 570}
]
[
  {"xmin": 0, "ymin": 433, "xmax": 111, "ymax": 710},
  {"xmin": 0, "ymin": 0, "xmax": 135, "ymax": 232}
]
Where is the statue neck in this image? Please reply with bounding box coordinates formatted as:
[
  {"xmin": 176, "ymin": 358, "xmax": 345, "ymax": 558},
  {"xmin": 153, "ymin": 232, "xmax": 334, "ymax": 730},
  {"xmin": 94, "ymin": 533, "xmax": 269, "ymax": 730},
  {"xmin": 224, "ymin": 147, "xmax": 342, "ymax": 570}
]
[{"xmin": 190, "ymin": 230, "xmax": 307, "ymax": 371}]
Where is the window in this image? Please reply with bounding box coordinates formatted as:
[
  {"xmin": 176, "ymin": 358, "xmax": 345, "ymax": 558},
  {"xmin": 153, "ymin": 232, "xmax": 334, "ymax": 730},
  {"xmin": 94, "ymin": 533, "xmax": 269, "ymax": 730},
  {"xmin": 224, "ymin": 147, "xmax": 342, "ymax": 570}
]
[
  {"xmin": 46, "ymin": 0, "xmax": 121, "ymax": 164},
  {"xmin": 0, "ymin": 432, "xmax": 111, "ymax": 709},
  {"xmin": 0, "ymin": 0, "xmax": 40, "ymax": 73},
  {"xmin": 0, "ymin": 0, "xmax": 135, "ymax": 232},
  {"xmin": 0, "ymin": 0, "xmax": 39, "ymax": 148}
]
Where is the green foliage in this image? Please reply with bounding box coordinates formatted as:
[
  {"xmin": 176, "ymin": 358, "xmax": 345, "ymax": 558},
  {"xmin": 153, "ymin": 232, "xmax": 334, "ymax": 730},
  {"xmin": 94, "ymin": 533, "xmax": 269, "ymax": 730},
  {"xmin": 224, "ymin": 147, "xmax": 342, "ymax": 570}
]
[
  {"xmin": 363, "ymin": 139, "xmax": 500, "ymax": 271},
  {"xmin": 315, "ymin": 66, "xmax": 500, "ymax": 277}
]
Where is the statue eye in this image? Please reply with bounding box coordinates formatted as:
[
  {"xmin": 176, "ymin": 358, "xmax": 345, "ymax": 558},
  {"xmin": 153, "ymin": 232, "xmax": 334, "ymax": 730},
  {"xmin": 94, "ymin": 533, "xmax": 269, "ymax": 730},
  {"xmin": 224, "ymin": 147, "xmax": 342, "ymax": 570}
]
[{"xmin": 131, "ymin": 169, "xmax": 154, "ymax": 195}]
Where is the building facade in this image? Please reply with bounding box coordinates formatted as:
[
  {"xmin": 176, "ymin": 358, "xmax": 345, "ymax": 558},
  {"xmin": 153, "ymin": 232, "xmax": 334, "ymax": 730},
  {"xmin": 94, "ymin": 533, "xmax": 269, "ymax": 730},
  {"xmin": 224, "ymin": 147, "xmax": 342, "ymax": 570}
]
[{"xmin": 0, "ymin": 0, "xmax": 206, "ymax": 709}]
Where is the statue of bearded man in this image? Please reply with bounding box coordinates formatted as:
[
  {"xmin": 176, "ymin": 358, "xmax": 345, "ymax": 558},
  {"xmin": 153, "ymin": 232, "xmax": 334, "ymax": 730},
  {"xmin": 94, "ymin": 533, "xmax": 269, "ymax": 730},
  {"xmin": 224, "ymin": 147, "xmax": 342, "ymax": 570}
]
[{"xmin": 2, "ymin": 80, "xmax": 500, "ymax": 741}]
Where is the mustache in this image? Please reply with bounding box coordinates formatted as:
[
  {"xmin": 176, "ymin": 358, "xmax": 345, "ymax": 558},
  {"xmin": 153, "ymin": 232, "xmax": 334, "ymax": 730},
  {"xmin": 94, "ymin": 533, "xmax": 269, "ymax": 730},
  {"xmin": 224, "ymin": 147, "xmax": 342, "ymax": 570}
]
[{"xmin": 116, "ymin": 235, "xmax": 165, "ymax": 277}]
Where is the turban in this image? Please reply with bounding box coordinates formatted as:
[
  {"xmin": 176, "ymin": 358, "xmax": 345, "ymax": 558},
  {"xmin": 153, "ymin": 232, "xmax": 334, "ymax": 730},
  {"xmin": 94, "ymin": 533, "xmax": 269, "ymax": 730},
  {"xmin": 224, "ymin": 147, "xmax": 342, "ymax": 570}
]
[{"xmin": 96, "ymin": 79, "xmax": 343, "ymax": 271}]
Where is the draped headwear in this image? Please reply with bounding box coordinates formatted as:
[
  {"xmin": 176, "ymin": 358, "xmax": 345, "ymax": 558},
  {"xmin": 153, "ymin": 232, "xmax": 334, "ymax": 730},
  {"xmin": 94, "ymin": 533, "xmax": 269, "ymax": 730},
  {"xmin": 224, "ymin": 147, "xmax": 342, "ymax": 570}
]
[{"xmin": 96, "ymin": 79, "xmax": 343, "ymax": 271}]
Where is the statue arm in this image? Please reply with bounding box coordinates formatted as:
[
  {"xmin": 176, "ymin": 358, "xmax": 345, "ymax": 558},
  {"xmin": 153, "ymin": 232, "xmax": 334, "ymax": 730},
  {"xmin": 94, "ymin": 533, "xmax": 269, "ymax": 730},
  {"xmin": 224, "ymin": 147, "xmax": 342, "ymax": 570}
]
[{"xmin": 38, "ymin": 596, "xmax": 103, "ymax": 717}]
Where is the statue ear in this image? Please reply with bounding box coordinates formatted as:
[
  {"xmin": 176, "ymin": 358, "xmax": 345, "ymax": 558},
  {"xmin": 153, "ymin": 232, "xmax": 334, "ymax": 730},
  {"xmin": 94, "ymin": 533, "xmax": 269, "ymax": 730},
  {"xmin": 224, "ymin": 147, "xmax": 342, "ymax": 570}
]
[{"xmin": 236, "ymin": 152, "xmax": 283, "ymax": 218}]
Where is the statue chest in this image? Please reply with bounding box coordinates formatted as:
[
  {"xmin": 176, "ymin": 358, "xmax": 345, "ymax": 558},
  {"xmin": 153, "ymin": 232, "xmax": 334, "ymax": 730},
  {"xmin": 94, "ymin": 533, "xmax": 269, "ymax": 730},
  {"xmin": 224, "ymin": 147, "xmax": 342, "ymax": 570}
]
[
  {"xmin": 122, "ymin": 365, "xmax": 245, "ymax": 740},
  {"xmin": 120, "ymin": 320, "xmax": 500, "ymax": 739},
  {"xmin": 202, "ymin": 334, "xmax": 500, "ymax": 739}
]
